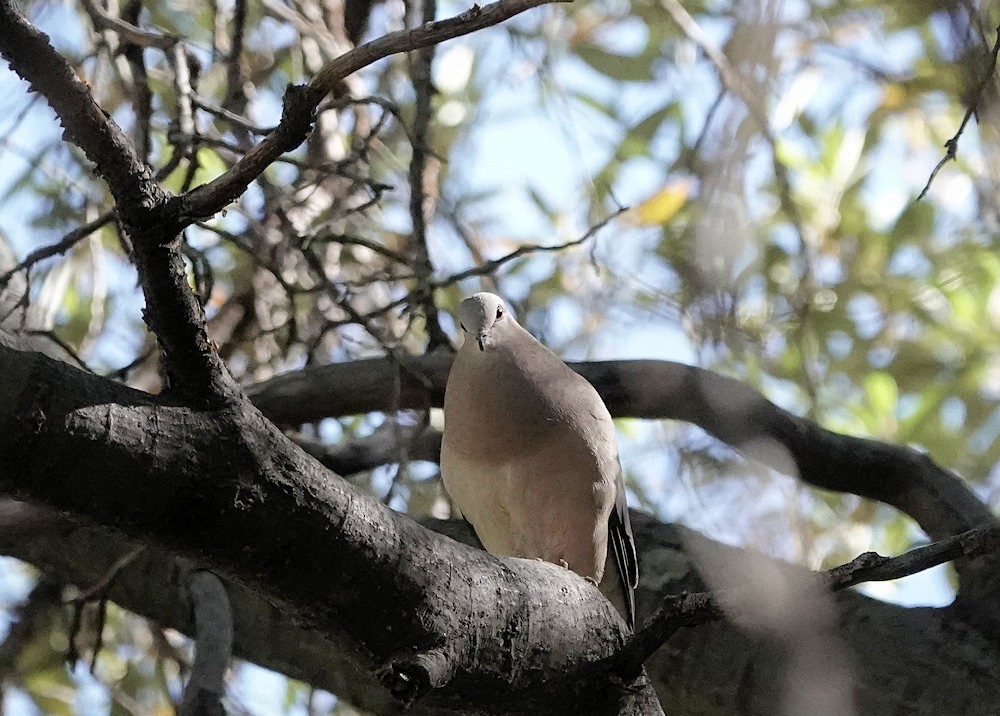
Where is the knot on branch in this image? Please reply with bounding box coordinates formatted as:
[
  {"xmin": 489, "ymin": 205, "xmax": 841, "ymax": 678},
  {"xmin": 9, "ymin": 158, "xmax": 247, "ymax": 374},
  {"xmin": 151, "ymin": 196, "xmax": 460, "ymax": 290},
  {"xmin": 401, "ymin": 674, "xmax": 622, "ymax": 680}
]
[
  {"xmin": 378, "ymin": 647, "xmax": 455, "ymax": 707},
  {"xmin": 276, "ymin": 83, "xmax": 319, "ymax": 148}
]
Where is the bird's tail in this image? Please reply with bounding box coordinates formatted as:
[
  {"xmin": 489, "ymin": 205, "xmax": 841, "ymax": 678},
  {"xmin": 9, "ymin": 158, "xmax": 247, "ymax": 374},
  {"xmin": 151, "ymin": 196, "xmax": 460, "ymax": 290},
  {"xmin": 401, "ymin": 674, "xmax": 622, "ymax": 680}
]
[{"xmin": 602, "ymin": 507, "xmax": 638, "ymax": 628}]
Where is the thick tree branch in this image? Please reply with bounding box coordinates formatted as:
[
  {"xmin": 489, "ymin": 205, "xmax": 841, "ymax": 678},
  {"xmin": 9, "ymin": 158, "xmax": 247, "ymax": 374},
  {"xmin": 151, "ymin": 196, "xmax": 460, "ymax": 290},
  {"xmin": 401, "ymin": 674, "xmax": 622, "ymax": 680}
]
[
  {"xmin": 0, "ymin": 3, "xmax": 229, "ymax": 404},
  {"xmin": 0, "ymin": 335, "xmax": 661, "ymax": 713},
  {"xmin": 247, "ymin": 356, "xmax": 997, "ymax": 590},
  {"xmin": 247, "ymin": 355, "xmax": 991, "ymax": 534},
  {"xmin": 5, "ymin": 503, "xmax": 1000, "ymax": 713}
]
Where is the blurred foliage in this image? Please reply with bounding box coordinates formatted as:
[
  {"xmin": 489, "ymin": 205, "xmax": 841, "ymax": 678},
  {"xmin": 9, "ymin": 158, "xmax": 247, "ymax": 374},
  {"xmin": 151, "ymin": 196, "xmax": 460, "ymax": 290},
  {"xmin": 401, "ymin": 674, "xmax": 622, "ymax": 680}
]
[{"xmin": 1, "ymin": 0, "xmax": 999, "ymax": 711}]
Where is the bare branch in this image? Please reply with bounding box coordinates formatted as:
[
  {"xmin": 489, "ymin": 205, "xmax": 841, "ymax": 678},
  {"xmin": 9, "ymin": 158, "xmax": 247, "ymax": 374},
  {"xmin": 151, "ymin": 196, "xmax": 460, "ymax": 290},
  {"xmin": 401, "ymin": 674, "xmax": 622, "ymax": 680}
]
[
  {"xmin": 179, "ymin": 0, "xmax": 568, "ymax": 223},
  {"xmin": 433, "ymin": 207, "xmax": 627, "ymax": 286},
  {"xmin": 292, "ymin": 422, "xmax": 441, "ymax": 476},
  {"xmin": 247, "ymin": 356, "xmax": 993, "ymax": 554},
  {"xmin": 0, "ymin": 212, "xmax": 114, "ymax": 287},
  {"xmin": 406, "ymin": 0, "xmax": 450, "ymax": 350},
  {"xmin": 825, "ymin": 520, "xmax": 1000, "ymax": 591},
  {"xmin": 79, "ymin": 0, "xmax": 177, "ymax": 49},
  {"xmin": 0, "ymin": 2, "xmax": 230, "ymax": 404},
  {"xmin": 0, "ymin": 336, "xmax": 661, "ymax": 713},
  {"xmin": 179, "ymin": 571, "xmax": 233, "ymax": 716},
  {"xmin": 0, "ymin": 0, "xmax": 167, "ymax": 224},
  {"xmin": 620, "ymin": 520, "xmax": 1000, "ymax": 676},
  {"xmin": 917, "ymin": 24, "xmax": 1000, "ymax": 201}
]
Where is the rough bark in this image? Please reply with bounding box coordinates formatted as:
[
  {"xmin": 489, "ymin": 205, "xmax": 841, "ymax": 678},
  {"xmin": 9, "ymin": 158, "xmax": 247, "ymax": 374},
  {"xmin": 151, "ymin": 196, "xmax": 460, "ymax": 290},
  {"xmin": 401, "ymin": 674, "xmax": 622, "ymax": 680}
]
[
  {"xmin": 3, "ymin": 502, "xmax": 998, "ymax": 714},
  {"xmin": 0, "ymin": 334, "xmax": 662, "ymax": 713}
]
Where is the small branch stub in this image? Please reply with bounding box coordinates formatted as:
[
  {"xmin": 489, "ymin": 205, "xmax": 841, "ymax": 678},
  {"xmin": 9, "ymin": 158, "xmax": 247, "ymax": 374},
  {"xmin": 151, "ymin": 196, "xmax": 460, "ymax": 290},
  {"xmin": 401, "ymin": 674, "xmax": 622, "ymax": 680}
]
[{"xmin": 379, "ymin": 647, "xmax": 455, "ymax": 707}]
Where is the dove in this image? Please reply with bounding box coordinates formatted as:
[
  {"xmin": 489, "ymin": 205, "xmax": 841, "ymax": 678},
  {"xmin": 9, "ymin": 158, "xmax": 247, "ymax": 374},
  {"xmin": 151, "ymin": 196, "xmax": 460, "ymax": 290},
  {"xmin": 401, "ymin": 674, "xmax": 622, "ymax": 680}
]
[{"xmin": 441, "ymin": 292, "xmax": 638, "ymax": 627}]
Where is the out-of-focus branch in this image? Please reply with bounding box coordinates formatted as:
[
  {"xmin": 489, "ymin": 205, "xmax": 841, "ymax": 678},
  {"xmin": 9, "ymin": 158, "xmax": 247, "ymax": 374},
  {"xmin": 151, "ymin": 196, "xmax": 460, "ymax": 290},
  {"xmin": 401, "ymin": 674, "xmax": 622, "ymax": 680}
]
[
  {"xmin": 120, "ymin": 0, "xmax": 155, "ymax": 161},
  {"xmin": 0, "ymin": 580, "xmax": 63, "ymax": 684},
  {"xmin": 247, "ymin": 356, "xmax": 993, "ymax": 564},
  {"xmin": 292, "ymin": 423, "xmax": 441, "ymax": 476},
  {"xmin": 79, "ymin": 0, "xmax": 177, "ymax": 49},
  {"xmin": 222, "ymin": 0, "xmax": 249, "ymax": 125},
  {"xmin": 661, "ymin": 0, "xmax": 817, "ymax": 392},
  {"xmin": 0, "ymin": 213, "xmax": 114, "ymax": 287},
  {"xmin": 433, "ymin": 208, "xmax": 627, "ymax": 286},
  {"xmin": 154, "ymin": 43, "xmax": 198, "ymax": 181},
  {"xmin": 179, "ymin": 571, "xmax": 233, "ymax": 716},
  {"xmin": 620, "ymin": 520, "xmax": 1000, "ymax": 677}
]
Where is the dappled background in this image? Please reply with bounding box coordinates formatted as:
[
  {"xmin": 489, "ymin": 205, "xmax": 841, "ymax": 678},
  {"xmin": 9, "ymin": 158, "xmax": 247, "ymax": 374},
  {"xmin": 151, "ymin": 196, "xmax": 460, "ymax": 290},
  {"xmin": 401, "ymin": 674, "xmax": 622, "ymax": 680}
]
[{"xmin": 1, "ymin": 0, "xmax": 998, "ymax": 712}]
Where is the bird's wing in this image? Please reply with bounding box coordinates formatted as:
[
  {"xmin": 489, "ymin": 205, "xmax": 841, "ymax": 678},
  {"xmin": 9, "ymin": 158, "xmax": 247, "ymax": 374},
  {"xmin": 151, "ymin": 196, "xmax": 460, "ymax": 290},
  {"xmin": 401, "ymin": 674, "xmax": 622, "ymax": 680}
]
[{"xmin": 607, "ymin": 463, "xmax": 638, "ymax": 628}]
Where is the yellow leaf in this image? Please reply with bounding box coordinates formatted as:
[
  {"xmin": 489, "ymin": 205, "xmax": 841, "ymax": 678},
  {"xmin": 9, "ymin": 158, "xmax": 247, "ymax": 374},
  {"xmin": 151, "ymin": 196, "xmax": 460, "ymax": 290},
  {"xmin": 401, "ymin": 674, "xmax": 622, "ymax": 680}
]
[
  {"xmin": 630, "ymin": 178, "xmax": 693, "ymax": 226},
  {"xmin": 881, "ymin": 83, "xmax": 908, "ymax": 110}
]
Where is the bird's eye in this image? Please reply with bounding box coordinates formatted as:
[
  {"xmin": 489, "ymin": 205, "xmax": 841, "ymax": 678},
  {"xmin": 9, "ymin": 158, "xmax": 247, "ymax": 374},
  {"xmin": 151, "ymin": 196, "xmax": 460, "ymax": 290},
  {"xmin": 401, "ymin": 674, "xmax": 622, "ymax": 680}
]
[
  {"xmin": 460, "ymin": 323, "xmax": 467, "ymax": 332},
  {"xmin": 495, "ymin": 306, "xmax": 504, "ymax": 320}
]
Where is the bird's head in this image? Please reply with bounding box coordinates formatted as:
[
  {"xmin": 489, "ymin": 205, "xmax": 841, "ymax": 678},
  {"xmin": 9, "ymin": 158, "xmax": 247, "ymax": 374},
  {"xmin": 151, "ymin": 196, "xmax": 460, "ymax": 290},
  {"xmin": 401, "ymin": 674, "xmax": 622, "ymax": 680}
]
[{"xmin": 458, "ymin": 292, "xmax": 512, "ymax": 351}]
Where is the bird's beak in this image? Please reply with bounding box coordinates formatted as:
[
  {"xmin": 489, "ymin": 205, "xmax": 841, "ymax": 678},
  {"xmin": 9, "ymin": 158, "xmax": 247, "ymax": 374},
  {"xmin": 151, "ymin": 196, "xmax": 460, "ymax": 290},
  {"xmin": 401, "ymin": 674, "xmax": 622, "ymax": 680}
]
[{"xmin": 476, "ymin": 332, "xmax": 487, "ymax": 351}]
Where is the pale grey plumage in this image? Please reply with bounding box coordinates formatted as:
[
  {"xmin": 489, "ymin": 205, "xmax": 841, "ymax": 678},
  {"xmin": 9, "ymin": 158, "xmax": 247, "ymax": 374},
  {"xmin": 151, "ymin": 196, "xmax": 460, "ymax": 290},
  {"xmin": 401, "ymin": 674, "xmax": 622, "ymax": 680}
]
[{"xmin": 441, "ymin": 292, "xmax": 638, "ymax": 627}]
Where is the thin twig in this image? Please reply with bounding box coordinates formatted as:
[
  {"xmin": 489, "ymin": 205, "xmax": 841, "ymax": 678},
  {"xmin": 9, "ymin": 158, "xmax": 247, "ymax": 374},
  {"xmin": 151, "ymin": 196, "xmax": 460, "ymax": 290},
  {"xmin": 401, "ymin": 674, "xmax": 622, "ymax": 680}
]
[
  {"xmin": 917, "ymin": 24, "xmax": 1000, "ymax": 201},
  {"xmin": 824, "ymin": 520, "xmax": 1000, "ymax": 591},
  {"xmin": 78, "ymin": 0, "xmax": 176, "ymax": 49},
  {"xmin": 432, "ymin": 207, "xmax": 627, "ymax": 287},
  {"xmin": 69, "ymin": 545, "xmax": 147, "ymax": 602},
  {"xmin": 180, "ymin": 0, "xmax": 568, "ymax": 223},
  {"xmin": 0, "ymin": 213, "xmax": 114, "ymax": 286},
  {"xmin": 193, "ymin": 96, "xmax": 272, "ymax": 135}
]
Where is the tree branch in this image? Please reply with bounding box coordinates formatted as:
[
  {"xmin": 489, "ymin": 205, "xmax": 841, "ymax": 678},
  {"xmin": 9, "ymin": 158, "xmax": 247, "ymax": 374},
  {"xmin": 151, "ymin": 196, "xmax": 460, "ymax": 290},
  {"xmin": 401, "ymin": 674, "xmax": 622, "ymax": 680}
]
[
  {"xmin": 0, "ymin": 213, "xmax": 114, "ymax": 287},
  {"xmin": 0, "ymin": 0, "xmax": 564, "ymax": 405},
  {"xmin": 825, "ymin": 520, "xmax": 1000, "ymax": 591},
  {"xmin": 291, "ymin": 423, "xmax": 441, "ymax": 476},
  {"xmin": 79, "ymin": 0, "xmax": 177, "ymax": 49},
  {"xmin": 247, "ymin": 355, "xmax": 996, "ymax": 584},
  {"xmin": 406, "ymin": 0, "xmax": 450, "ymax": 351},
  {"xmin": 621, "ymin": 520, "xmax": 1000, "ymax": 675},
  {"xmin": 0, "ymin": 3, "xmax": 230, "ymax": 405},
  {"xmin": 917, "ymin": 24, "xmax": 1000, "ymax": 201},
  {"xmin": 0, "ymin": 335, "xmax": 661, "ymax": 713},
  {"xmin": 179, "ymin": 571, "xmax": 232, "ymax": 716},
  {"xmin": 179, "ymin": 0, "xmax": 566, "ymax": 223},
  {"xmin": 5, "ymin": 501, "xmax": 1000, "ymax": 713},
  {"xmin": 0, "ymin": 3, "xmax": 165, "ymax": 220}
]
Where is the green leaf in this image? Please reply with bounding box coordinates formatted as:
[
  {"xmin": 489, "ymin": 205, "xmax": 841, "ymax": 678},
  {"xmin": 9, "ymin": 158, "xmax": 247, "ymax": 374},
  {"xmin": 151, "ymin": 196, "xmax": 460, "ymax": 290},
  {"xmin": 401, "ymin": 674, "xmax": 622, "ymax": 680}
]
[{"xmin": 864, "ymin": 371, "xmax": 898, "ymax": 417}]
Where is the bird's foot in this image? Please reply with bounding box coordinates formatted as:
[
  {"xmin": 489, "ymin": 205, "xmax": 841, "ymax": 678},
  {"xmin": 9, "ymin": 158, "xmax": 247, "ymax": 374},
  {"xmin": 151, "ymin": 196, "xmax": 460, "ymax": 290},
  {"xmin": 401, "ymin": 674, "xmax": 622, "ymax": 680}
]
[{"xmin": 584, "ymin": 576, "xmax": 598, "ymax": 586}]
